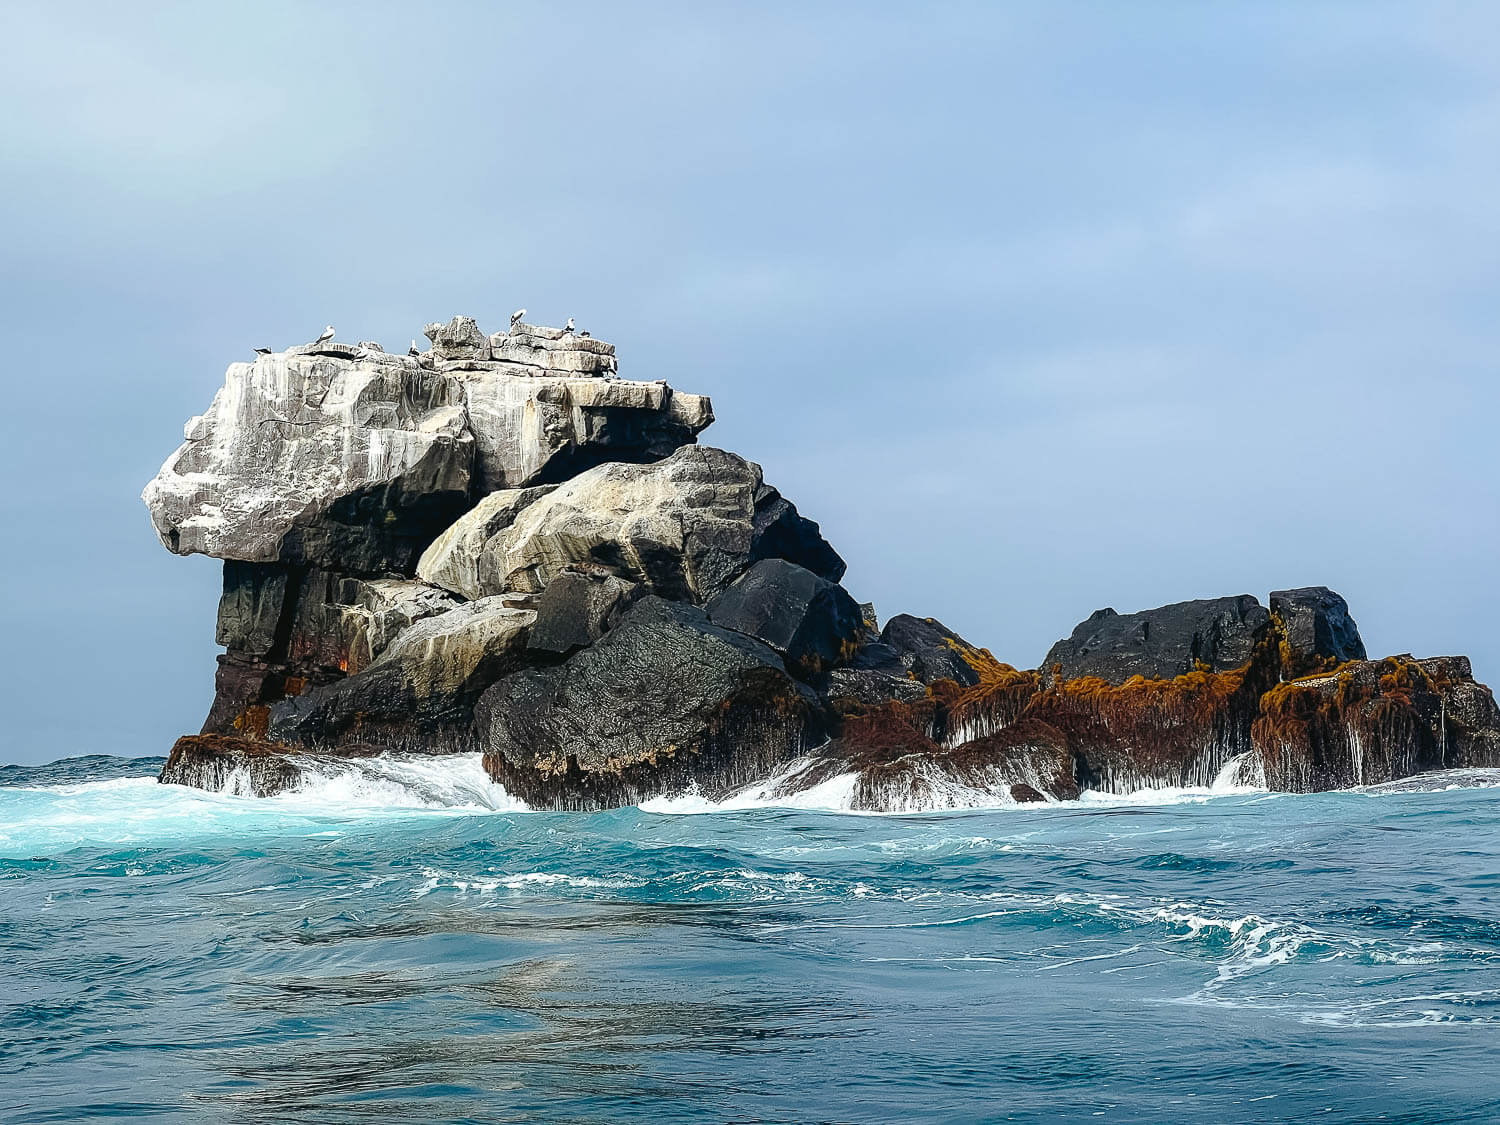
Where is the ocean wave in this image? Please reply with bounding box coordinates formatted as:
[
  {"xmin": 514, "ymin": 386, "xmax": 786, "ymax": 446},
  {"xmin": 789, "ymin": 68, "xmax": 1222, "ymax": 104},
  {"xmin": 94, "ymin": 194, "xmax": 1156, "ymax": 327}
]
[{"xmin": 0, "ymin": 754, "xmax": 524, "ymax": 856}]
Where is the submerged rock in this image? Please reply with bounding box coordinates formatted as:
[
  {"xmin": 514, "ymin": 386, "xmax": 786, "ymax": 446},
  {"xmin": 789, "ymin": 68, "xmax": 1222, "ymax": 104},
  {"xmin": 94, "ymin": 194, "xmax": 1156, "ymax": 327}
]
[
  {"xmin": 476, "ymin": 597, "xmax": 828, "ymax": 810},
  {"xmin": 159, "ymin": 733, "xmax": 308, "ymax": 797},
  {"xmin": 767, "ymin": 709, "xmax": 1078, "ymax": 811}
]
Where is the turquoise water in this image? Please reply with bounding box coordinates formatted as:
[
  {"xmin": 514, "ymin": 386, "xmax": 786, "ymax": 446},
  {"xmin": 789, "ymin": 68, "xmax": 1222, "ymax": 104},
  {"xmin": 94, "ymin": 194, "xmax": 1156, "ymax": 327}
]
[{"xmin": 4, "ymin": 756, "xmax": 1500, "ymax": 1124}]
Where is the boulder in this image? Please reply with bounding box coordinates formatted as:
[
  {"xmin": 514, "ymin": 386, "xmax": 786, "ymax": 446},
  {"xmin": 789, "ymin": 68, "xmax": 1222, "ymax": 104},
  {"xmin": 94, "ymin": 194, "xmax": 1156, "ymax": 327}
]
[
  {"xmin": 1270, "ymin": 586, "xmax": 1367, "ymax": 676},
  {"xmin": 424, "ymin": 315, "xmax": 489, "ymax": 361},
  {"xmin": 143, "ymin": 350, "xmax": 474, "ymax": 572},
  {"xmin": 826, "ymin": 642, "xmax": 928, "ymax": 706},
  {"xmin": 159, "ymin": 734, "xmax": 307, "ymax": 797},
  {"xmin": 748, "ymin": 485, "xmax": 847, "ymax": 583},
  {"xmin": 487, "ymin": 446, "xmax": 845, "ymax": 603},
  {"xmin": 526, "ymin": 568, "xmax": 643, "ymax": 655},
  {"xmin": 1041, "ymin": 595, "xmax": 1270, "ymax": 685},
  {"xmin": 880, "ymin": 614, "xmax": 987, "ymax": 687},
  {"xmin": 705, "ymin": 559, "xmax": 866, "ymax": 683},
  {"xmin": 476, "ymin": 597, "xmax": 828, "ymax": 809},
  {"xmin": 266, "ymin": 598, "xmax": 536, "ymax": 753},
  {"xmin": 416, "ymin": 485, "xmax": 557, "ymax": 599}
]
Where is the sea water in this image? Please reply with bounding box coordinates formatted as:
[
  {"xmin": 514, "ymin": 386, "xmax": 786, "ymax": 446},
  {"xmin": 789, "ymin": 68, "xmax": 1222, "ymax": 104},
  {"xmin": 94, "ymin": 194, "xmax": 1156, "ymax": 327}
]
[{"xmin": 3, "ymin": 755, "xmax": 1499, "ymax": 1124}]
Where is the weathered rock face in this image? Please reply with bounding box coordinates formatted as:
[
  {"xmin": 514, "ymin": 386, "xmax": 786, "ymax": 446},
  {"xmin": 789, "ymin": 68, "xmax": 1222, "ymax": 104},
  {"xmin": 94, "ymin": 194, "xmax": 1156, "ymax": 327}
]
[
  {"xmin": 1271, "ymin": 586, "xmax": 1367, "ymax": 677},
  {"xmin": 267, "ymin": 599, "xmax": 537, "ymax": 754},
  {"xmin": 1254, "ymin": 655, "xmax": 1500, "ymax": 791},
  {"xmin": 143, "ymin": 319, "xmax": 712, "ymax": 570},
  {"xmin": 705, "ymin": 559, "xmax": 866, "ymax": 683},
  {"xmin": 1041, "ymin": 595, "xmax": 1270, "ymax": 686},
  {"xmin": 461, "ymin": 371, "xmax": 711, "ymax": 493},
  {"xmin": 826, "ymin": 642, "xmax": 928, "ymax": 707},
  {"xmin": 144, "ymin": 349, "xmax": 474, "ymax": 572},
  {"xmin": 479, "ymin": 446, "xmax": 844, "ymax": 603},
  {"xmin": 476, "ymin": 597, "xmax": 828, "ymax": 810}
]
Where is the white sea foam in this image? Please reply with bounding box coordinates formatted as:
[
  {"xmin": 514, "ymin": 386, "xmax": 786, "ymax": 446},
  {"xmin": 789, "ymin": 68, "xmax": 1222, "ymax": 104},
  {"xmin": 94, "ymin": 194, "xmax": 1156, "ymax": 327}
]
[
  {"xmin": 641, "ymin": 752, "xmax": 1270, "ymax": 816},
  {"xmin": 0, "ymin": 754, "xmax": 525, "ymax": 856}
]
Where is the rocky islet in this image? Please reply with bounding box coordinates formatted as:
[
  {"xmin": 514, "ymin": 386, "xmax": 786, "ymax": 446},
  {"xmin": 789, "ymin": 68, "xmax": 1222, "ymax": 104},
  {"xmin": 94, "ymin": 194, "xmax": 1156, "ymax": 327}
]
[{"xmin": 144, "ymin": 316, "xmax": 1500, "ymax": 808}]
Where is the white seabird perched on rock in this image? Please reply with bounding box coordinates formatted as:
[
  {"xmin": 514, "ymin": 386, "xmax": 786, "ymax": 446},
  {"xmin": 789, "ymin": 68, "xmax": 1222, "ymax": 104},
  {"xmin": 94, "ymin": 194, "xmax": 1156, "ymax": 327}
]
[
  {"xmin": 408, "ymin": 340, "xmax": 420, "ymax": 356},
  {"xmin": 253, "ymin": 347, "xmax": 272, "ymax": 356},
  {"xmin": 565, "ymin": 317, "xmax": 575, "ymax": 334},
  {"xmin": 314, "ymin": 326, "xmax": 335, "ymax": 345},
  {"xmin": 510, "ymin": 308, "xmax": 526, "ymax": 328}
]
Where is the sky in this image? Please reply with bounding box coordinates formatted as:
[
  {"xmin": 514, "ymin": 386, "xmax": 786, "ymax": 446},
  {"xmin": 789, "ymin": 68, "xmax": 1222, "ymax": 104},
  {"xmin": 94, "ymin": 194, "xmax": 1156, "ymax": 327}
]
[{"xmin": 1, "ymin": 2, "xmax": 1496, "ymax": 765}]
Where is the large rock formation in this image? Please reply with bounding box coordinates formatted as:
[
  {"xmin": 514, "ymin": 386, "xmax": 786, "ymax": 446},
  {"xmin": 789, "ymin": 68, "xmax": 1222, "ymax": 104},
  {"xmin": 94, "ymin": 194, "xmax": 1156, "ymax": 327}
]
[{"xmin": 145, "ymin": 311, "xmax": 1500, "ymax": 810}]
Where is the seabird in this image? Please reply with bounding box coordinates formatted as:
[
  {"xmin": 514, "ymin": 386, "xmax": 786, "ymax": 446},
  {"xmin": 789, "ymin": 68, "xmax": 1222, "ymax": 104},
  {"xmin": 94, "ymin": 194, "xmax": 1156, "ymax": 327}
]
[
  {"xmin": 253, "ymin": 347, "xmax": 272, "ymax": 356},
  {"xmin": 510, "ymin": 308, "xmax": 526, "ymax": 327},
  {"xmin": 314, "ymin": 325, "xmax": 335, "ymax": 345},
  {"xmin": 407, "ymin": 339, "xmax": 420, "ymax": 356},
  {"xmin": 578, "ymin": 330, "xmax": 591, "ymax": 339},
  {"xmin": 564, "ymin": 317, "xmax": 575, "ymax": 334}
]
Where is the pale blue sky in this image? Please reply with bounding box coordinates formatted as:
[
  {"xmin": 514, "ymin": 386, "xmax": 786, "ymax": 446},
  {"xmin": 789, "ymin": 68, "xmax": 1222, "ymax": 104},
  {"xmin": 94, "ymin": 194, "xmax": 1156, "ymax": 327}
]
[{"xmin": 2, "ymin": 2, "xmax": 1496, "ymax": 764}]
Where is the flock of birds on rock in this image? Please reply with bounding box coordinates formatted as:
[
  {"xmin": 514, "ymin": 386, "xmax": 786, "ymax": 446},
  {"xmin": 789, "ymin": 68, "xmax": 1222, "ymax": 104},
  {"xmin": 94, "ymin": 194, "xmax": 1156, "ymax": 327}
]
[{"xmin": 252, "ymin": 313, "xmax": 591, "ymax": 359}]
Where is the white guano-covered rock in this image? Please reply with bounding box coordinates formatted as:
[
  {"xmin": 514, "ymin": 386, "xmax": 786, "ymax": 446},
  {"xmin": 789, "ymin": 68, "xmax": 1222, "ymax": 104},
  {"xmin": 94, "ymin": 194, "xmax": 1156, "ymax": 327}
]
[{"xmin": 142, "ymin": 348, "xmax": 474, "ymax": 572}]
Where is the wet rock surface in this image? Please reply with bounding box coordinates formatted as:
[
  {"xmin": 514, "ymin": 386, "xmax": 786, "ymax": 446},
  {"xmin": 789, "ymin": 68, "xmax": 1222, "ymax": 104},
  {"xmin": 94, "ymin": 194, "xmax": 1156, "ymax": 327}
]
[{"xmin": 146, "ymin": 313, "xmax": 1500, "ymax": 808}]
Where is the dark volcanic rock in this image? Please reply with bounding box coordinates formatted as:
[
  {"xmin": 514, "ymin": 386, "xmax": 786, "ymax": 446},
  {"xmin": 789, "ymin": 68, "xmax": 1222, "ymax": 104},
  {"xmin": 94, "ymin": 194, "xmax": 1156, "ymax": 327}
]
[
  {"xmin": 160, "ymin": 734, "xmax": 307, "ymax": 796},
  {"xmin": 527, "ymin": 568, "xmax": 643, "ymax": 655},
  {"xmin": 476, "ymin": 597, "xmax": 828, "ymax": 809},
  {"xmin": 826, "ymin": 642, "xmax": 928, "ymax": 707},
  {"xmin": 216, "ymin": 561, "xmax": 292, "ymax": 656},
  {"xmin": 1270, "ymin": 586, "xmax": 1367, "ymax": 676},
  {"xmin": 880, "ymin": 614, "xmax": 986, "ymax": 687},
  {"xmin": 705, "ymin": 559, "xmax": 866, "ymax": 683},
  {"xmin": 748, "ymin": 485, "xmax": 846, "ymax": 584},
  {"xmin": 1041, "ymin": 595, "xmax": 1270, "ymax": 686}
]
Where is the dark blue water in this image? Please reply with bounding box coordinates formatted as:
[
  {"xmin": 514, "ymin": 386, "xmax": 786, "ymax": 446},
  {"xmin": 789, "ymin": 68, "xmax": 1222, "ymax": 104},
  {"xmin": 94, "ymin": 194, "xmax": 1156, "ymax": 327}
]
[{"xmin": 4, "ymin": 755, "xmax": 1499, "ymax": 1124}]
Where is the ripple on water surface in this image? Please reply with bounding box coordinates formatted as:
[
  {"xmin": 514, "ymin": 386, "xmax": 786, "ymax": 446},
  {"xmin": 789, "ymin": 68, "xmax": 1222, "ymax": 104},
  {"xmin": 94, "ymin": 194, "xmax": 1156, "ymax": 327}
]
[{"xmin": 3, "ymin": 755, "xmax": 1500, "ymax": 1124}]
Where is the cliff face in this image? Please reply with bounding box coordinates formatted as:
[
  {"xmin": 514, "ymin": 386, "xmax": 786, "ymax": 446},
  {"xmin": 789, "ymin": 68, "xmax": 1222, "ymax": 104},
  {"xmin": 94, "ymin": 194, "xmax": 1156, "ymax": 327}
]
[{"xmin": 146, "ymin": 316, "xmax": 1500, "ymax": 808}]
